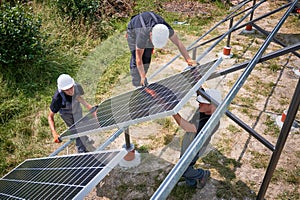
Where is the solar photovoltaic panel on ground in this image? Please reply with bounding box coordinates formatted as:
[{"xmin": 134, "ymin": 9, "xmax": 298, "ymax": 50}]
[
  {"xmin": 0, "ymin": 149, "xmax": 127, "ymax": 199},
  {"xmin": 60, "ymin": 58, "xmax": 222, "ymax": 139}
]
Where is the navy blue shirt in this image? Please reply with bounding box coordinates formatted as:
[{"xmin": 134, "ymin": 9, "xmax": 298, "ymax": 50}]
[
  {"xmin": 50, "ymin": 84, "xmax": 84, "ymax": 113},
  {"xmin": 127, "ymin": 12, "xmax": 174, "ymax": 50}
]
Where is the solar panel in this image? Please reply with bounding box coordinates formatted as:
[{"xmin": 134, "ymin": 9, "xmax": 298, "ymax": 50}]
[
  {"xmin": 60, "ymin": 58, "xmax": 223, "ymax": 139},
  {"xmin": 0, "ymin": 149, "xmax": 127, "ymax": 200}
]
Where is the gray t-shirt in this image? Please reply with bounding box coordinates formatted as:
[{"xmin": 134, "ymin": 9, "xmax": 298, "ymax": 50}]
[{"xmin": 127, "ymin": 12, "xmax": 174, "ymax": 50}]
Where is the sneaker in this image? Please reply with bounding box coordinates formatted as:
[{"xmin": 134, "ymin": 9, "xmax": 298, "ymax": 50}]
[
  {"xmin": 83, "ymin": 138, "xmax": 96, "ymax": 152},
  {"xmin": 177, "ymin": 181, "xmax": 197, "ymax": 189},
  {"xmin": 87, "ymin": 138, "xmax": 95, "ymax": 145},
  {"xmin": 77, "ymin": 147, "xmax": 89, "ymax": 153},
  {"xmin": 196, "ymin": 170, "xmax": 210, "ymax": 189}
]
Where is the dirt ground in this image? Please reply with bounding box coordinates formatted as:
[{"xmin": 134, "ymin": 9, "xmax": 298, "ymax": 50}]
[{"xmin": 83, "ymin": 1, "xmax": 299, "ymax": 200}]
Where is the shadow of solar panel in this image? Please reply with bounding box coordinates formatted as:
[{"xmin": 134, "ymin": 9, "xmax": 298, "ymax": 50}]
[
  {"xmin": 0, "ymin": 149, "xmax": 127, "ymax": 200},
  {"xmin": 60, "ymin": 58, "xmax": 222, "ymax": 139}
]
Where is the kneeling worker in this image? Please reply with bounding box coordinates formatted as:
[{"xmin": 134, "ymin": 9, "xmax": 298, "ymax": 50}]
[{"xmin": 172, "ymin": 88, "xmax": 222, "ymax": 188}]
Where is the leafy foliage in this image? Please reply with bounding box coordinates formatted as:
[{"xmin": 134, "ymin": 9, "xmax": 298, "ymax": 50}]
[
  {"xmin": 53, "ymin": 0, "xmax": 135, "ymax": 40},
  {"xmin": 0, "ymin": 2, "xmax": 45, "ymax": 66},
  {"xmin": 53, "ymin": 0, "xmax": 100, "ymax": 22}
]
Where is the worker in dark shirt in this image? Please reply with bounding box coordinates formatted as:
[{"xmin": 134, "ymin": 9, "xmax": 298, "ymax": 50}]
[
  {"xmin": 127, "ymin": 11, "xmax": 194, "ymax": 87},
  {"xmin": 48, "ymin": 74, "xmax": 95, "ymax": 153},
  {"xmin": 172, "ymin": 88, "xmax": 222, "ymax": 188}
]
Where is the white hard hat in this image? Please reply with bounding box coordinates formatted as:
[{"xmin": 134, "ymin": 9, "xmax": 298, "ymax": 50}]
[
  {"xmin": 197, "ymin": 89, "xmax": 222, "ymax": 104},
  {"xmin": 57, "ymin": 74, "xmax": 74, "ymax": 90},
  {"xmin": 151, "ymin": 24, "xmax": 169, "ymax": 48}
]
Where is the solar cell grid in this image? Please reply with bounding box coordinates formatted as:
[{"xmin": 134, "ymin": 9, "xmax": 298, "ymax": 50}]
[
  {"xmin": 0, "ymin": 149, "xmax": 127, "ymax": 200},
  {"xmin": 60, "ymin": 58, "xmax": 222, "ymax": 139}
]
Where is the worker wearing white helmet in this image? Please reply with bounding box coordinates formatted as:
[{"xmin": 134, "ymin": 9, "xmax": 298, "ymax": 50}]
[
  {"xmin": 127, "ymin": 11, "xmax": 195, "ymax": 87},
  {"xmin": 48, "ymin": 74, "xmax": 95, "ymax": 153},
  {"xmin": 172, "ymin": 88, "xmax": 222, "ymax": 189}
]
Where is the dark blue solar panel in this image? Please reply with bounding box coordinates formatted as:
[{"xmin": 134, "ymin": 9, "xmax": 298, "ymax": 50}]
[
  {"xmin": 0, "ymin": 150, "xmax": 126, "ymax": 199},
  {"xmin": 60, "ymin": 59, "xmax": 221, "ymax": 139}
]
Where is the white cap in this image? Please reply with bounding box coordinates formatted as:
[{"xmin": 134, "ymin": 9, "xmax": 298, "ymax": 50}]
[
  {"xmin": 57, "ymin": 74, "xmax": 74, "ymax": 90},
  {"xmin": 197, "ymin": 89, "xmax": 222, "ymax": 104},
  {"xmin": 152, "ymin": 24, "xmax": 169, "ymax": 48}
]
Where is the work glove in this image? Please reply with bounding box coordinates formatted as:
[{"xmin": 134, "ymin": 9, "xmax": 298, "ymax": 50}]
[
  {"xmin": 53, "ymin": 133, "xmax": 62, "ymax": 143},
  {"xmin": 186, "ymin": 59, "xmax": 196, "ymax": 66}
]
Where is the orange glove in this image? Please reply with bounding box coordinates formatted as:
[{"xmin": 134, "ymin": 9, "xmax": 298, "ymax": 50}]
[
  {"xmin": 53, "ymin": 134, "xmax": 62, "ymax": 143},
  {"xmin": 186, "ymin": 59, "xmax": 196, "ymax": 66}
]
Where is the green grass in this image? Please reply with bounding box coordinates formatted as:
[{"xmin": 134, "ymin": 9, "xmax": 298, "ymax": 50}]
[
  {"xmin": 0, "ymin": 1, "xmax": 105, "ymax": 176},
  {"xmin": 216, "ymin": 180, "xmax": 256, "ymax": 199},
  {"xmin": 249, "ymin": 151, "xmax": 270, "ymax": 169},
  {"xmin": 263, "ymin": 115, "xmax": 280, "ymax": 137},
  {"xmin": 135, "ymin": 144, "xmax": 150, "ymax": 153},
  {"xmin": 154, "ymin": 117, "xmax": 176, "ymax": 131},
  {"xmin": 170, "ymin": 184, "xmax": 197, "ymax": 199},
  {"xmin": 275, "ymin": 189, "xmax": 300, "ymax": 200},
  {"xmin": 200, "ymin": 150, "xmax": 257, "ymax": 199},
  {"xmin": 0, "ymin": 0, "xmax": 273, "ymax": 199},
  {"xmin": 272, "ymin": 167, "xmax": 300, "ymax": 185},
  {"xmin": 226, "ymin": 124, "xmax": 241, "ymax": 135}
]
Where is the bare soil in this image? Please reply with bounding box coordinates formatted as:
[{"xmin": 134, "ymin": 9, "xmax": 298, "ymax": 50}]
[{"xmin": 85, "ymin": 1, "xmax": 299, "ymax": 199}]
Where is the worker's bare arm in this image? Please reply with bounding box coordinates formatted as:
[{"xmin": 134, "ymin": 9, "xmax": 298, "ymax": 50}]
[
  {"xmin": 172, "ymin": 113, "xmax": 197, "ymax": 133},
  {"xmin": 169, "ymin": 33, "xmax": 194, "ymax": 65}
]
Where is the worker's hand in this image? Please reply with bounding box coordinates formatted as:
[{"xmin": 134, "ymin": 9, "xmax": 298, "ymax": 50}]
[
  {"xmin": 186, "ymin": 59, "xmax": 196, "ymax": 66},
  {"xmin": 140, "ymin": 77, "xmax": 148, "ymax": 87},
  {"xmin": 90, "ymin": 106, "xmax": 98, "ymax": 119},
  {"xmin": 53, "ymin": 133, "xmax": 62, "ymax": 143}
]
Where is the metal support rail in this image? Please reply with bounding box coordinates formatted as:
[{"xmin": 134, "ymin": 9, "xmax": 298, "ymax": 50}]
[
  {"xmin": 150, "ymin": 0, "xmax": 290, "ymax": 198},
  {"xmin": 96, "ymin": 128, "xmax": 125, "ymax": 151},
  {"xmin": 249, "ymin": 0, "xmax": 257, "ymax": 22},
  {"xmin": 49, "ymin": 139, "xmax": 74, "ymax": 157},
  {"xmin": 232, "ymin": 1, "xmax": 292, "ymax": 32},
  {"xmin": 253, "ymin": 24, "xmax": 300, "ymax": 58},
  {"xmin": 209, "ymin": 42, "xmax": 300, "ymax": 79},
  {"xmin": 50, "ymin": 127, "xmax": 125, "ymax": 156},
  {"xmin": 148, "ymin": 0, "xmax": 252, "ymax": 81},
  {"xmin": 194, "ymin": 0, "xmax": 265, "ymax": 64},
  {"xmin": 257, "ymin": 77, "xmax": 300, "ymax": 199},
  {"xmin": 256, "ymin": 2, "xmax": 300, "ymax": 199},
  {"xmin": 190, "ymin": 2, "xmax": 292, "ymax": 51},
  {"xmin": 198, "ymin": 90, "xmax": 275, "ymax": 151}
]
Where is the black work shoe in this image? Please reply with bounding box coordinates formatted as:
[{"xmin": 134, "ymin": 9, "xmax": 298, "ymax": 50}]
[
  {"xmin": 177, "ymin": 181, "xmax": 197, "ymax": 189},
  {"xmin": 77, "ymin": 148, "xmax": 89, "ymax": 153},
  {"xmin": 196, "ymin": 170, "xmax": 210, "ymax": 189}
]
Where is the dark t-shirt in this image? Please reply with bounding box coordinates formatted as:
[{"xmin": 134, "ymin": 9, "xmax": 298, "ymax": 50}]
[
  {"xmin": 180, "ymin": 111, "xmax": 220, "ymax": 158},
  {"xmin": 195, "ymin": 112, "xmax": 211, "ymax": 133},
  {"xmin": 127, "ymin": 12, "xmax": 174, "ymax": 50},
  {"xmin": 49, "ymin": 84, "xmax": 84, "ymax": 113}
]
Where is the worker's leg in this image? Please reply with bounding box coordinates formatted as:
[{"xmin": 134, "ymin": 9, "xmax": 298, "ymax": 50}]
[
  {"xmin": 183, "ymin": 167, "xmax": 210, "ymax": 188},
  {"xmin": 75, "ymin": 136, "xmax": 89, "ymax": 153},
  {"xmin": 182, "ymin": 154, "xmax": 210, "ymax": 188},
  {"xmin": 180, "ymin": 131, "xmax": 211, "ymax": 187}
]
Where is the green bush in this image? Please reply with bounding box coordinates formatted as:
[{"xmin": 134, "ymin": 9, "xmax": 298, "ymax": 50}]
[
  {"xmin": 0, "ymin": 99, "xmax": 24, "ymax": 125},
  {"xmin": 53, "ymin": 0, "xmax": 134, "ymax": 40},
  {"xmin": 53, "ymin": 0, "xmax": 99, "ymax": 23},
  {"xmin": 0, "ymin": 2, "xmax": 45, "ymax": 66}
]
